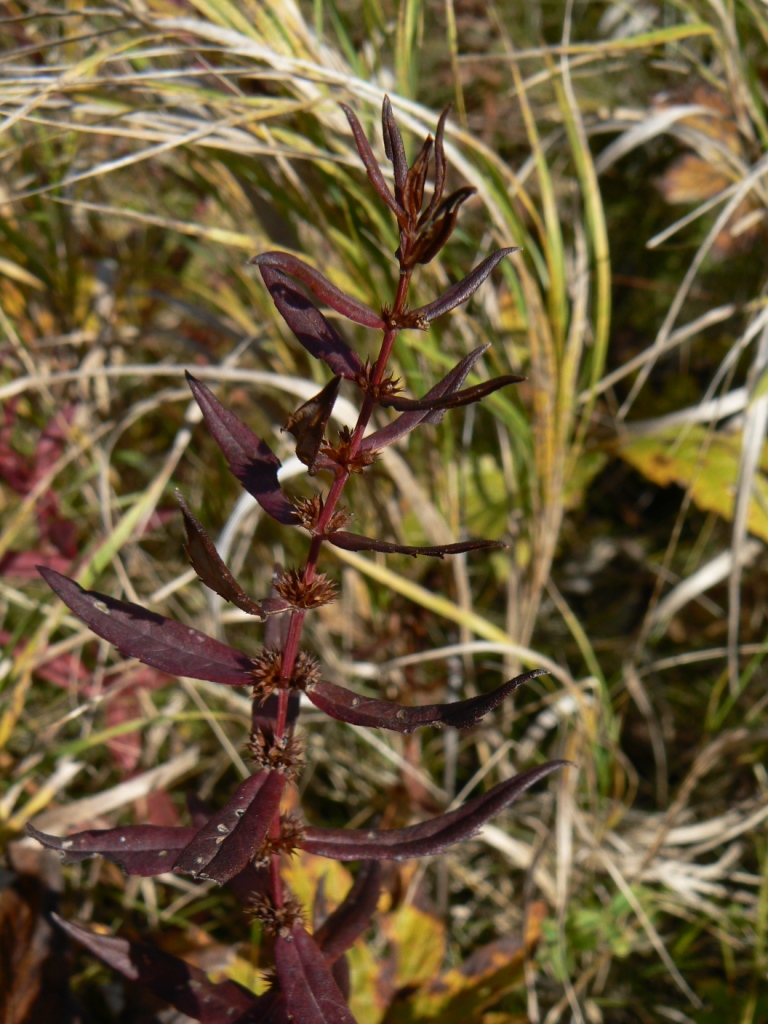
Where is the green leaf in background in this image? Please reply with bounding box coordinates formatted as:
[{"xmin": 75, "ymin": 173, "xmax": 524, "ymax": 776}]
[{"xmin": 616, "ymin": 426, "xmax": 768, "ymax": 541}]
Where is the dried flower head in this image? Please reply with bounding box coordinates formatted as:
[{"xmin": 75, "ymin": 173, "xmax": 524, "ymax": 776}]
[
  {"xmin": 248, "ymin": 731, "xmax": 305, "ymax": 778},
  {"xmin": 321, "ymin": 426, "xmax": 379, "ymax": 474},
  {"xmin": 253, "ymin": 814, "xmax": 306, "ymax": 866},
  {"xmin": 293, "ymin": 494, "xmax": 351, "ymax": 534},
  {"xmin": 274, "ymin": 567, "xmax": 338, "ymax": 608},
  {"xmin": 251, "ymin": 647, "xmax": 321, "ymax": 702},
  {"xmin": 354, "ymin": 358, "xmax": 404, "ymax": 400},
  {"xmin": 249, "ymin": 890, "xmax": 305, "ymax": 938}
]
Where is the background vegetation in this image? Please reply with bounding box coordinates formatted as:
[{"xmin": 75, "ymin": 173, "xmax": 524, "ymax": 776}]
[{"xmin": 1, "ymin": 0, "xmax": 767, "ymax": 1021}]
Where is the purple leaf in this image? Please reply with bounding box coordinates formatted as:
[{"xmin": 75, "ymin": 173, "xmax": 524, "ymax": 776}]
[
  {"xmin": 302, "ymin": 761, "xmax": 568, "ymax": 860},
  {"xmin": 324, "ymin": 532, "xmax": 505, "ymax": 558},
  {"xmin": 52, "ymin": 914, "xmax": 258, "ymax": 1024},
  {"xmin": 38, "ymin": 568, "xmax": 254, "ymax": 687},
  {"xmin": 274, "ymin": 924, "xmax": 357, "ymax": 1024},
  {"xmin": 407, "ymin": 186, "xmax": 476, "ymax": 266},
  {"xmin": 411, "ymin": 248, "xmax": 520, "ymax": 322},
  {"xmin": 259, "ymin": 268, "xmax": 365, "ymax": 380},
  {"xmin": 418, "ymin": 105, "xmax": 450, "ymax": 226},
  {"xmin": 380, "ymin": 374, "xmax": 524, "ymax": 413},
  {"xmin": 305, "ymin": 670, "xmax": 543, "ymax": 733},
  {"xmin": 381, "ymin": 95, "xmax": 407, "ymax": 195},
  {"xmin": 340, "ymin": 102, "xmax": 404, "ymax": 219},
  {"xmin": 186, "ymin": 372, "xmax": 300, "ymax": 526},
  {"xmin": 284, "ymin": 376, "xmax": 341, "ymax": 475},
  {"xmin": 251, "ymin": 253, "xmax": 384, "ymax": 330},
  {"xmin": 177, "ymin": 492, "xmax": 266, "ymax": 616},
  {"xmin": 173, "ymin": 770, "xmax": 286, "ymax": 885},
  {"xmin": 361, "ymin": 344, "xmax": 490, "ymax": 451},
  {"xmin": 313, "ymin": 861, "xmax": 383, "ymax": 961},
  {"xmin": 27, "ymin": 823, "xmax": 196, "ymax": 876}
]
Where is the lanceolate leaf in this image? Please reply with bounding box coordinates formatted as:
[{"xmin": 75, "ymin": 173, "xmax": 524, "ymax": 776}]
[
  {"xmin": 323, "ymin": 532, "xmax": 505, "ymax": 558},
  {"xmin": 382, "ymin": 95, "xmax": 408, "ymax": 196},
  {"xmin": 28, "ymin": 823, "xmax": 196, "ymax": 876},
  {"xmin": 251, "ymin": 253, "xmax": 384, "ymax": 330},
  {"xmin": 174, "ymin": 770, "xmax": 286, "ymax": 884},
  {"xmin": 313, "ymin": 861, "xmax": 383, "ymax": 961},
  {"xmin": 340, "ymin": 103, "xmax": 404, "ymax": 219},
  {"xmin": 274, "ymin": 924, "xmax": 357, "ymax": 1024},
  {"xmin": 52, "ymin": 914, "xmax": 258, "ymax": 1024},
  {"xmin": 379, "ymin": 375, "xmax": 525, "ymax": 413},
  {"xmin": 361, "ymin": 344, "xmax": 490, "ymax": 451},
  {"xmin": 186, "ymin": 373, "xmax": 300, "ymax": 526},
  {"xmin": 259, "ymin": 267, "xmax": 367, "ymax": 382},
  {"xmin": 419, "ymin": 105, "xmax": 450, "ymax": 226},
  {"xmin": 38, "ymin": 568, "xmax": 254, "ymax": 686},
  {"xmin": 412, "ymin": 248, "xmax": 520, "ymax": 322},
  {"xmin": 305, "ymin": 671, "xmax": 543, "ymax": 733},
  {"xmin": 284, "ymin": 376, "xmax": 341, "ymax": 475},
  {"xmin": 177, "ymin": 492, "xmax": 265, "ymax": 616},
  {"xmin": 301, "ymin": 762, "xmax": 568, "ymax": 860},
  {"xmin": 408, "ymin": 186, "xmax": 476, "ymax": 266}
]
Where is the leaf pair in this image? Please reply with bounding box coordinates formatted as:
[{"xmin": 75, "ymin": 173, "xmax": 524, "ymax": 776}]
[{"xmin": 29, "ymin": 763, "xmax": 566, "ymax": 871}]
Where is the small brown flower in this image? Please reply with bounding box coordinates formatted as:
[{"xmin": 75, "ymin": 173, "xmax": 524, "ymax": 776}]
[
  {"xmin": 321, "ymin": 426, "xmax": 378, "ymax": 474},
  {"xmin": 251, "ymin": 647, "xmax": 321, "ymax": 701},
  {"xmin": 248, "ymin": 890, "xmax": 305, "ymax": 938},
  {"xmin": 253, "ymin": 814, "xmax": 306, "ymax": 865},
  {"xmin": 354, "ymin": 358, "xmax": 404, "ymax": 401},
  {"xmin": 274, "ymin": 567, "xmax": 338, "ymax": 609},
  {"xmin": 293, "ymin": 494, "xmax": 351, "ymax": 534},
  {"xmin": 248, "ymin": 731, "xmax": 305, "ymax": 778}
]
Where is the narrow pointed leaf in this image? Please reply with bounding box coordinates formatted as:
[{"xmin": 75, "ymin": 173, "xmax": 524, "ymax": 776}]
[
  {"xmin": 173, "ymin": 770, "xmax": 286, "ymax": 884},
  {"xmin": 323, "ymin": 532, "xmax": 505, "ymax": 558},
  {"xmin": 410, "ymin": 186, "xmax": 476, "ymax": 266},
  {"xmin": 314, "ymin": 861, "xmax": 383, "ymax": 961},
  {"xmin": 380, "ymin": 374, "xmax": 524, "ymax": 413},
  {"xmin": 259, "ymin": 267, "xmax": 365, "ymax": 379},
  {"xmin": 53, "ymin": 914, "xmax": 258, "ymax": 1023},
  {"xmin": 403, "ymin": 136, "xmax": 432, "ymax": 218},
  {"xmin": 305, "ymin": 670, "xmax": 542, "ymax": 733},
  {"xmin": 39, "ymin": 568, "xmax": 254, "ymax": 686},
  {"xmin": 418, "ymin": 104, "xmax": 450, "ymax": 226},
  {"xmin": 340, "ymin": 102, "xmax": 404, "ymax": 217},
  {"xmin": 361, "ymin": 344, "xmax": 490, "ymax": 451},
  {"xmin": 412, "ymin": 248, "xmax": 521, "ymax": 322},
  {"xmin": 284, "ymin": 376, "xmax": 341, "ymax": 475},
  {"xmin": 28, "ymin": 823, "xmax": 197, "ymax": 876},
  {"xmin": 177, "ymin": 492, "xmax": 265, "ymax": 616},
  {"xmin": 382, "ymin": 95, "xmax": 407, "ymax": 195},
  {"xmin": 251, "ymin": 253, "xmax": 384, "ymax": 330},
  {"xmin": 186, "ymin": 372, "xmax": 300, "ymax": 526},
  {"xmin": 274, "ymin": 924, "xmax": 357, "ymax": 1024},
  {"xmin": 302, "ymin": 761, "xmax": 568, "ymax": 860}
]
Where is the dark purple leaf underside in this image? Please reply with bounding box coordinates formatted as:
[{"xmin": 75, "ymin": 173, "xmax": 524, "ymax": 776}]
[
  {"xmin": 340, "ymin": 103, "xmax": 403, "ymax": 218},
  {"xmin": 251, "ymin": 253, "xmax": 384, "ymax": 330},
  {"xmin": 382, "ymin": 95, "xmax": 407, "ymax": 195},
  {"xmin": 185, "ymin": 372, "xmax": 300, "ymax": 526},
  {"xmin": 38, "ymin": 568, "xmax": 254, "ymax": 687},
  {"xmin": 412, "ymin": 248, "xmax": 520, "ymax": 322},
  {"xmin": 275, "ymin": 924, "xmax": 357, "ymax": 1024},
  {"xmin": 301, "ymin": 761, "xmax": 568, "ymax": 860},
  {"xmin": 177, "ymin": 492, "xmax": 265, "ymax": 616},
  {"xmin": 305, "ymin": 670, "xmax": 543, "ymax": 734},
  {"xmin": 174, "ymin": 770, "xmax": 286, "ymax": 884},
  {"xmin": 52, "ymin": 914, "xmax": 257, "ymax": 1024},
  {"xmin": 259, "ymin": 268, "xmax": 364, "ymax": 380},
  {"xmin": 27, "ymin": 823, "xmax": 197, "ymax": 876},
  {"xmin": 380, "ymin": 374, "xmax": 524, "ymax": 413},
  {"xmin": 324, "ymin": 532, "xmax": 505, "ymax": 558},
  {"xmin": 361, "ymin": 344, "xmax": 490, "ymax": 451},
  {"xmin": 418, "ymin": 105, "xmax": 449, "ymax": 226},
  {"xmin": 313, "ymin": 861, "xmax": 383, "ymax": 961}
]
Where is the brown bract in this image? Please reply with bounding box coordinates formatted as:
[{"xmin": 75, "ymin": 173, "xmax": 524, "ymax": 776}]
[
  {"xmin": 274, "ymin": 567, "xmax": 338, "ymax": 608},
  {"xmin": 251, "ymin": 647, "xmax": 321, "ymax": 701},
  {"xmin": 249, "ymin": 732, "xmax": 305, "ymax": 778}
]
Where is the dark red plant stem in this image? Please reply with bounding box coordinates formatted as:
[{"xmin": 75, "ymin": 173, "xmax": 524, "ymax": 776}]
[{"xmin": 267, "ymin": 269, "xmax": 413, "ymax": 905}]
